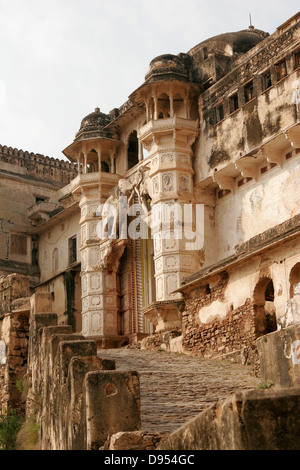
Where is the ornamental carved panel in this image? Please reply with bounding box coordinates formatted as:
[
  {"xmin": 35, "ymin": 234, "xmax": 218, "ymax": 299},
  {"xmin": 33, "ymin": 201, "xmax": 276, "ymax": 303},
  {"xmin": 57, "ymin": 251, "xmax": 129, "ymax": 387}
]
[
  {"xmin": 179, "ymin": 174, "xmax": 189, "ymax": 192},
  {"xmin": 162, "ymin": 173, "xmax": 174, "ymax": 192},
  {"xmin": 161, "ymin": 154, "xmax": 173, "ymax": 163},
  {"xmin": 152, "ymin": 176, "xmax": 159, "ymax": 195}
]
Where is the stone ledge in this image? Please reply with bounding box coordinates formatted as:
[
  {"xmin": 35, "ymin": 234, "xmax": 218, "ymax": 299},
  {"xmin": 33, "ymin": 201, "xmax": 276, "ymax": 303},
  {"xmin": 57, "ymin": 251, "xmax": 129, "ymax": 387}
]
[
  {"xmin": 180, "ymin": 214, "xmax": 300, "ymax": 290},
  {"xmin": 159, "ymin": 387, "xmax": 300, "ymax": 450}
]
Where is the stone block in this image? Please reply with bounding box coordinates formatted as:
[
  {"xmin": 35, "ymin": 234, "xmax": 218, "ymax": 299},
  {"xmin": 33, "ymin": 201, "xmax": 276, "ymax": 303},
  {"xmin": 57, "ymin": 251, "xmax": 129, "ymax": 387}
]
[
  {"xmin": 104, "ymin": 431, "xmax": 168, "ymax": 450},
  {"xmin": 58, "ymin": 340, "xmax": 97, "ymax": 381},
  {"xmin": 33, "ymin": 313, "xmax": 58, "ymax": 331},
  {"xmin": 159, "ymin": 388, "xmax": 300, "ymax": 450},
  {"xmin": 30, "ymin": 293, "xmax": 52, "ymax": 316},
  {"xmin": 66, "ymin": 356, "xmax": 115, "ymax": 450},
  {"xmin": 257, "ymin": 323, "xmax": 300, "ymax": 387},
  {"xmin": 49, "ymin": 334, "xmax": 84, "ymax": 365},
  {"xmin": 170, "ymin": 335, "xmax": 183, "ymax": 354},
  {"xmin": 85, "ymin": 371, "xmax": 141, "ymax": 450}
]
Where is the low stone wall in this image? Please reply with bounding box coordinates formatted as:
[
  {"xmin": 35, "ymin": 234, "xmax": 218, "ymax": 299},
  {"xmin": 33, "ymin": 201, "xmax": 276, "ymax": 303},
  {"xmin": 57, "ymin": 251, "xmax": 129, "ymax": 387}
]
[
  {"xmin": 257, "ymin": 322, "xmax": 300, "ymax": 388},
  {"xmin": 159, "ymin": 388, "xmax": 300, "ymax": 450},
  {"xmin": 25, "ymin": 304, "xmax": 141, "ymax": 450}
]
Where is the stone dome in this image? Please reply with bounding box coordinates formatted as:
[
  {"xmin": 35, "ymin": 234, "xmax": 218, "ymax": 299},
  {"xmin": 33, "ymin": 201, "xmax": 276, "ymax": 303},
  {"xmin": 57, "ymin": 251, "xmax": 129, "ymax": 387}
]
[
  {"xmin": 75, "ymin": 108, "xmax": 112, "ymax": 140},
  {"xmin": 145, "ymin": 54, "xmax": 189, "ymax": 83},
  {"xmin": 188, "ymin": 29, "xmax": 269, "ymax": 58}
]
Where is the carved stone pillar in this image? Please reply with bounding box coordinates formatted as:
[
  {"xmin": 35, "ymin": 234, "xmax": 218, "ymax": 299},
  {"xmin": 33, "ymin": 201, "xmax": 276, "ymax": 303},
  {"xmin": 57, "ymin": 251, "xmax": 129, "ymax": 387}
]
[
  {"xmin": 139, "ymin": 116, "xmax": 202, "ymax": 331},
  {"xmin": 80, "ymin": 195, "xmax": 105, "ymax": 337}
]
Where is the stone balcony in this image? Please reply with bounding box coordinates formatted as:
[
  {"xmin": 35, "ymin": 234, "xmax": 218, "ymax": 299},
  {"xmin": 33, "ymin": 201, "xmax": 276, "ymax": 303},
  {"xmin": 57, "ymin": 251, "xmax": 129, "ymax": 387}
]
[
  {"xmin": 57, "ymin": 172, "xmax": 121, "ymax": 205},
  {"xmin": 27, "ymin": 200, "xmax": 59, "ymax": 224},
  {"xmin": 138, "ymin": 116, "xmax": 199, "ymax": 143},
  {"xmin": 196, "ymin": 121, "xmax": 300, "ymax": 192}
]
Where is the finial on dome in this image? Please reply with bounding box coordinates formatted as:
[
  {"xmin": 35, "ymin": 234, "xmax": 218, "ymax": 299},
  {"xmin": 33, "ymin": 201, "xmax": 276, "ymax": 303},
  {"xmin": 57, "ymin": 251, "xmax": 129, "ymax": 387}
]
[
  {"xmin": 95, "ymin": 107, "xmax": 100, "ymax": 113},
  {"xmin": 249, "ymin": 13, "xmax": 255, "ymax": 30}
]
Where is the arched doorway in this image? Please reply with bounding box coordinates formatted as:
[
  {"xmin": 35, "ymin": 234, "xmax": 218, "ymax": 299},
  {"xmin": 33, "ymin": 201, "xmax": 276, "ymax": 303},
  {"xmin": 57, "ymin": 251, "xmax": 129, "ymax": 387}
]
[
  {"xmin": 253, "ymin": 277, "xmax": 277, "ymax": 337},
  {"xmin": 289, "ymin": 262, "xmax": 300, "ymax": 298}
]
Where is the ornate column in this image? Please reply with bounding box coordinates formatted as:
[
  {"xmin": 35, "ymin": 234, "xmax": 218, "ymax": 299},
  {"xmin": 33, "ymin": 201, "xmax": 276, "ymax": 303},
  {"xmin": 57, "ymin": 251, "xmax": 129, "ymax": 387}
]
[
  {"xmin": 139, "ymin": 114, "xmax": 202, "ymax": 331},
  {"xmin": 138, "ymin": 139, "xmax": 143, "ymax": 161},
  {"xmin": 80, "ymin": 190, "xmax": 106, "ymax": 337}
]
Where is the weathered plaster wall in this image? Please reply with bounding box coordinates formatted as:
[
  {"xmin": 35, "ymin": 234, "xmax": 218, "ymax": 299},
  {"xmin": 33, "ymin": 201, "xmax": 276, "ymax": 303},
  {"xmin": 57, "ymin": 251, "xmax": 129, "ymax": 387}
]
[
  {"xmin": 0, "ymin": 146, "xmax": 77, "ymax": 280},
  {"xmin": 213, "ymin": 155, "xmax": 300, "ymax": 262},
  {"xmin": 196, "ymin": 26, "xmax": 300, "ymax": 180},
  {"xmin": 38, "ymin": 210, "xmax": 81, "ymax": 283},
  {"xmin": 182, "ymin": 237, "xmax": 300, "ymax": 362}
]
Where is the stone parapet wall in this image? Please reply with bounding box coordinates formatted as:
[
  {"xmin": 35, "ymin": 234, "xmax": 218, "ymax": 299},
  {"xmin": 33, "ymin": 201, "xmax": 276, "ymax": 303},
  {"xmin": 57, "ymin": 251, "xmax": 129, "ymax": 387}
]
[
  {"xmin": 25, "ymin": 296, "xmax": 141, "ymax": 450},
  {"xmin": 0, "ymin": 144, "xmax": 77, "ymax": 187}
]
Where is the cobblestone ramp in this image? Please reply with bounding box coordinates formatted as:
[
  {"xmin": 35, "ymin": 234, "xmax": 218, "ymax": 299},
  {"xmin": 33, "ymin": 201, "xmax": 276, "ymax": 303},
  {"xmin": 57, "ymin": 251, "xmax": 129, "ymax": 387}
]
[{"xmin": 98, "ymin": 349, "xmax": 260, "ymax": 434}]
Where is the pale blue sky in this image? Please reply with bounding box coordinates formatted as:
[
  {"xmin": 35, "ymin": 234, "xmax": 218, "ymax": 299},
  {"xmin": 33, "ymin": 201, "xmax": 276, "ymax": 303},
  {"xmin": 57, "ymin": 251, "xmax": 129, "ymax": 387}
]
[{"xmin": 0, "ymin": 0, "xmax": 299, "ymax": 160}]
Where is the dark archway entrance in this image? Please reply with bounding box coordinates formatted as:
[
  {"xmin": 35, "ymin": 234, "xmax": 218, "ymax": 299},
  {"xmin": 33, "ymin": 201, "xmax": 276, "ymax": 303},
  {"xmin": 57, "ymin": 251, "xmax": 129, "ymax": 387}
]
[{"xmin": 253, "ymin": 278, "xmax": 277, "ymax": 337}]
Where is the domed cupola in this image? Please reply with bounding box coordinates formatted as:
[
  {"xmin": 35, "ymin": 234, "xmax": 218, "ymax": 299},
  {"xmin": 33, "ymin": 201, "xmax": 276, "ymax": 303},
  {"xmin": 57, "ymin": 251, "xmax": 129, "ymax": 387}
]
[
  {"xmin": 75, "ymin": 107, "xmax": 112, "ymax": 141},
  {"xmin": 145, "ymin": 54, "xmax": 189, "ymax": 83}
]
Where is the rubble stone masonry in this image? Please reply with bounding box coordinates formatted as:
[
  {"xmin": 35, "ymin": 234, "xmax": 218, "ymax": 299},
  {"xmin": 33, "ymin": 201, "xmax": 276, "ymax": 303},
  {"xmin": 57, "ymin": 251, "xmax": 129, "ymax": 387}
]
[{"xmin": 182, "ymin": 273, "xmax": 258, "ymax": 363}]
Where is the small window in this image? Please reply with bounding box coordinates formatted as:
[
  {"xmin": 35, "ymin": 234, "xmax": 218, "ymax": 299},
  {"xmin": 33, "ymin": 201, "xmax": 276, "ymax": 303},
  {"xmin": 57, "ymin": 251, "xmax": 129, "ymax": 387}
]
[
  {"xmin": 238, "ymin": 177, "xmax": 253, "ymax": 187},
  {"xmin": 262, "ymin": 70, "xmax": 272, "ymax": 91},
  {"xmin": 52, "ymin": 248, "xmax": 59, "ymax": 273},
  {"xmin": 215, "ymin": 104, "xmax": 224, "ymax": 123},
  {"xmin": 244, "ymin": 80, "xmax": 254, "ymax": 103},
  {"xmin": 68, "ymin": 236, "xmax": 77, "ymax": 265},
  {"xmin": 294, "ymin": 49, "xmax": 300, "ymax": 70},
  {"xmin": 261, "ymin": 166, "xmax": 268, "ymax": 174},
  {"xmin": 35, "ymin": 196, "xmax": 46, "ymax": 204},
  {"xmin": 275, "ymin": 59, "xmax": 287, "ymax": 81},
  {"xmin": 203, "ymin": 47, "xmax": 208, "ymax": 60},
  {"xmin": 10, "ymin": 233, "xmax": 27, "ymax": 256},
  {"xmin": 229, "ymin": 93, "xmax": 239, "ymax": 113}
]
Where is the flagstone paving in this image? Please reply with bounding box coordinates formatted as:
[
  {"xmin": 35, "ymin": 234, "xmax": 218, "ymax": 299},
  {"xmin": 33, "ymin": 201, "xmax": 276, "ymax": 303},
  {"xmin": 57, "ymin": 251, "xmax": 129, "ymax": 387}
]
[{"xmin": 98, "ymin": 348, "xmax": 260, "ymax": 434}]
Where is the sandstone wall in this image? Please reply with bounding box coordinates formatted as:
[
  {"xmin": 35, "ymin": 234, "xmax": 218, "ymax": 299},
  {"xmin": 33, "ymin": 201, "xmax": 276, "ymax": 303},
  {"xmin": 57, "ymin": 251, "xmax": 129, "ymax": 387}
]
[{"xmin": 0, "ymin": 274, "xmax": 31, "ymax": 413}]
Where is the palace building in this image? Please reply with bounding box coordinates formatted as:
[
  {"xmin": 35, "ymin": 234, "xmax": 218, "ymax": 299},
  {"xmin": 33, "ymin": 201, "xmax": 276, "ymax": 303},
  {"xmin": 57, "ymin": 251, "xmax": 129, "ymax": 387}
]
[{"xmin": 1, "ymin": 12, "xmax": 300, "ymax": 360}]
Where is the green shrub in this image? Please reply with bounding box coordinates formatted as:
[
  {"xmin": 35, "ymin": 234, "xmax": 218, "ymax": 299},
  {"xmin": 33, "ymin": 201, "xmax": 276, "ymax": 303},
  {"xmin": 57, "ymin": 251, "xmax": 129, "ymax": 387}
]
[
  {"xmin": 17, "ymin": 417, "xmax": 40, "ymax": 451},
  {"xmin": 258, "ymin": 382, "xmax": 275, "ymax": 390},
  {"xmin": 0, "ymin": 408, "xmax": 23, "ymax": 450}
]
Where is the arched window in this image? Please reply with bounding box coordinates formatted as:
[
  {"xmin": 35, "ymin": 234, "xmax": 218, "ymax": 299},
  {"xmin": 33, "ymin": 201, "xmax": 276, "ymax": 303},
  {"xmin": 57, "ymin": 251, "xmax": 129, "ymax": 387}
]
[
  {"xmin": 253, "ymin": 277, "xmax": 277, "ymax": 337},
  {"xmin": 52, "ymin": 248, "xmax": 59, "ymax": 273}
]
